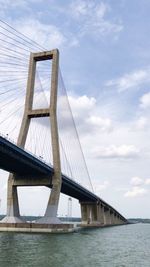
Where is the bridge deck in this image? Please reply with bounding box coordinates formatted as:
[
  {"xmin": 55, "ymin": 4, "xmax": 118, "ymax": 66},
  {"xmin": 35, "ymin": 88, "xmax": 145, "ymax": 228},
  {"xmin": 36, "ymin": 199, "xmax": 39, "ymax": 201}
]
[{"xmin": 0, "ymin": 136, "xmax": 127, "ymax": 222}]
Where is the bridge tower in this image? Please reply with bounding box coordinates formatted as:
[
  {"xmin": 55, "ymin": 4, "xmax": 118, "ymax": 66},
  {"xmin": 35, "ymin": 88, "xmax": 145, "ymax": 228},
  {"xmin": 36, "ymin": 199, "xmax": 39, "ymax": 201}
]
[{"xmin": 2, "ymin": 50, "xmax": 62, "ymax": 224}]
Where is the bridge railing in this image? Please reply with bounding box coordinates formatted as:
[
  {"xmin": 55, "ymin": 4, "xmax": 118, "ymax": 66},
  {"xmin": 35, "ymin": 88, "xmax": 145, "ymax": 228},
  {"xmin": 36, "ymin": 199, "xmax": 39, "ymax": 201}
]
[
  {"xmin": 0, "ymin": 132, "xmax": 83, "ymax": 186},
  {"xmin": 0, "ymin": 132, "xmax": 51, "ymax": 166}
]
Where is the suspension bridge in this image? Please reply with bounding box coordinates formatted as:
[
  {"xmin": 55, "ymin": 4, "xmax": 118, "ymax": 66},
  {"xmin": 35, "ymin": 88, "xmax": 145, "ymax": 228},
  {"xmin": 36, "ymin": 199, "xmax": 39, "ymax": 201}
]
[{"xmin": 0, "ymin": 20, "xmax": 127, "ymax": 232}]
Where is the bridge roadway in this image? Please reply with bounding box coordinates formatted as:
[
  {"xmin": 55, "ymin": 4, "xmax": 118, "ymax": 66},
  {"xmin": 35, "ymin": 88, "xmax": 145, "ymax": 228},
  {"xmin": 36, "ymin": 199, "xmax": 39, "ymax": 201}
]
[{"xmin": 0, "ymin": 135, "xmax": 126, "ymax": 222}]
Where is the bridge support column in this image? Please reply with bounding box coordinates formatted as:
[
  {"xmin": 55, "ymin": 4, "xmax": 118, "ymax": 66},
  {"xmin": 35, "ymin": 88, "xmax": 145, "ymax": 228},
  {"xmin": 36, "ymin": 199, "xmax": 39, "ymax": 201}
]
[
  {"xmin": 113, "ymin": 213, "xmax": 120, "ymax": 225},
  {"xmin": 103, "ymin": 208, "xmax": 111, "ymax": 225},
  {"xmin": 35, "ymin": 50, "xmax": 61, "ymax": 224},
  {"xmin": 114, "ymin": 214, "xmax": 120, "ymax": 225},
  {"xmin": 110, "ymin": 212, "xmax": 116, "ymax": 225},
  {"xmin": 80, "ymin": 202, "xmax": 105, "ymax": 226},
  {"xmin": 117, "ymin": 216, "xmax": 124, "ymax": 225},
  {"xmin": 80, "ymin": 202, "xmax": 88, "ymax": 224},
  {"xmin": 97, "ymin": 204, "xmax": 104, "ymax": 225},
  {"xmin": 115, "ymin": 215, "xmax": 119, "ymax": 224},
  {"xmin": 1, "ymin": 175, "xmax": 24, "ymax": 223}
]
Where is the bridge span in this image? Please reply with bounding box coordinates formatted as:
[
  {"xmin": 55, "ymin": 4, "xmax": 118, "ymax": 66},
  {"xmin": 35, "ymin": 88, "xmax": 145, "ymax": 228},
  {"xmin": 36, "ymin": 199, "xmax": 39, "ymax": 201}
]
[{"xmin": 0, "ymin": 135, "xmax": 127, "ymax": 225}]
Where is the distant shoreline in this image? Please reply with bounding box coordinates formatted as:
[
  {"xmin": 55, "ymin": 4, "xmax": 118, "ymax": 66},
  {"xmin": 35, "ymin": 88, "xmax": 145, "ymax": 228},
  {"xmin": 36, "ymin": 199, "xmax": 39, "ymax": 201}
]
[{"xmin": 128, "ymin": 218, "xmax": 150, "ymax": 224}]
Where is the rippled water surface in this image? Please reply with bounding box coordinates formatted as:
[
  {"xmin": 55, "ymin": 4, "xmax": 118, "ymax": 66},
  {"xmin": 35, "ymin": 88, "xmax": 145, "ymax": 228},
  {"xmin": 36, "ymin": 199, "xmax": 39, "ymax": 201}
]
[{"xmin": 0, "ymin": 224, "xmax": 150, "ymax": 267}]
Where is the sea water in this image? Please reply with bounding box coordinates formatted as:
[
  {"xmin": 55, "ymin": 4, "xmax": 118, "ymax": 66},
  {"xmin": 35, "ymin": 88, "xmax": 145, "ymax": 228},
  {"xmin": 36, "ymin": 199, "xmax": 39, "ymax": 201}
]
[{"xmin": 0, "ymin": 223, "xmax": 149, "ymax": 267}]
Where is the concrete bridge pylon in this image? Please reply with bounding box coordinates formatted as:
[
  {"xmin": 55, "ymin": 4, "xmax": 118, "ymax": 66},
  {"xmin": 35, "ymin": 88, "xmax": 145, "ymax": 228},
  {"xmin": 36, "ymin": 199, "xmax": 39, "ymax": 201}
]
[{"xmin": 2, "ymin": 49, "xmax": 62, "ymax": 224}]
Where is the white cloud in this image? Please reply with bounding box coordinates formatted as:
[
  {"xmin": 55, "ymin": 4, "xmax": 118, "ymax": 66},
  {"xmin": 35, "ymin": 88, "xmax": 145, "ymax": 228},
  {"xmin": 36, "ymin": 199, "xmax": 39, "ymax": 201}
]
[
  {"xmin": 0, "ymin": 0, "xmax": 45, "ymax": 13},
  {"xmin": 135, "ymin": 116, "xmax": 149, "ymax": 130},
  {"xmin": 93, "ymin": 180, "xmax": 110, "ymax": 195},
  {"xmin": 93, "ymin": 144, "xmax": 140, "ymax": 159},
  {"xmin": 106, "ymin": 68, "xmax": 150, "ymax": 92},
  {"xmin": 140, "ymin": 92, "xmax": 150, "ymax": 109},
  {"xmin": 124, "ymin": 186, "xmax": 147, "ymax": 197},
  {"xmin": 70, "ymin": 1, "xmax": 108, "ymax": 19},
  {"xmin": 69, "ymin": 0, "xmax": 123, "ymax": 38},
  {"xmin": 124, "ymin": 176, "xmax": 150, "ymax": 199},
  {"xmin": 130, "ymin": 176, "xmax": 144, "ymax": 186},
  {"xmin": 145, "ymin": 179, "xmax": 150, "ymax": 185},
  {"xmin": 86, "ymin": 116, "xmax": 112, "ymax": 132},
  {"xmin": 58, "ymin": 95, "xmax": 113, "ymax": 137},
  {"xmin": 0, "ymin": 0, "xmax": 27, "ymax": 9},
  {"xmin": 68, "ymin": 95, "xmax": 96, "ymax": 117},
  {"xmin": 14, "ymin": 19, "xmax": 66, "ymax": 49},
  {"xmin": 115, "ymin": 186, "xmax": 129, "ymax": 192},
  {"xmin": 58, "ymin": 95, "xmax": 97, "ymax": 132},
  {"xmin": 64, "ymin": 94, "xmax": 113, "ymax": 134}
]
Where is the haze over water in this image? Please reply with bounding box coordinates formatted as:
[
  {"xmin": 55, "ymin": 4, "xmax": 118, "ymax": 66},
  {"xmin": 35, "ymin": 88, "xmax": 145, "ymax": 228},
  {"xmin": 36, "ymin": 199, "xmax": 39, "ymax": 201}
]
[{"xmin": 0, "ymin": 224, "xmax": 149, "ymax": 267}]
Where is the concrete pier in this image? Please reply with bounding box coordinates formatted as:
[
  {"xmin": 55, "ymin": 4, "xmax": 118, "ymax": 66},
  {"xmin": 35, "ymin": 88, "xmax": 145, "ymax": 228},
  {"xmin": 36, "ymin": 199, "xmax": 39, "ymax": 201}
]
[
  {"xmin": 104, "ymin": 208, "xmax": 111, "ymax": 225},
  {"xmin": 80, "ymin": 201, "xmax": 127, "ymax": 227},
  {"xmin": 80, "ymin": 202, "xmax": 102, "ymax": 226},
  {"xmin": 97, "ymin": 204, "xmax": 104, "ymax": 225}
]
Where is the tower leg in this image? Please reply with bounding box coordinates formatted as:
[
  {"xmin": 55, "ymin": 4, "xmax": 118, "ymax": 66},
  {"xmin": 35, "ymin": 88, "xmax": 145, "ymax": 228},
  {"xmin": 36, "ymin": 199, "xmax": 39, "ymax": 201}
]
[
  {"xmin": 1, "ymin": 174, "xmax": 24, "ymax": 223},
  {"xmin": 36, "ymin": 175, "xmax": 61, "ymax": 224}
]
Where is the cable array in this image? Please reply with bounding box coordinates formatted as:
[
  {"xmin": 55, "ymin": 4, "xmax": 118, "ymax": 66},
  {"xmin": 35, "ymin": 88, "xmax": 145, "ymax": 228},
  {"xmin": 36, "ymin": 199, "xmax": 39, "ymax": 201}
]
[
  {"xmin": 57, "ymin": 70, "xmax": 94, "ymax": 192},
  {"xmin": 0, "ymin": 19, "xmax": 94, "ymax": 193}
]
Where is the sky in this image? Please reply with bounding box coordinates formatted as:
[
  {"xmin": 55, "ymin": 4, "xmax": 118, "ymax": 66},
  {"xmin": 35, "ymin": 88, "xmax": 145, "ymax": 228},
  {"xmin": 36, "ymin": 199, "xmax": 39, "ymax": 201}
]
[{"xmin": 0, "ymin": 0, "xmax": 150, "ymax": 219}]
